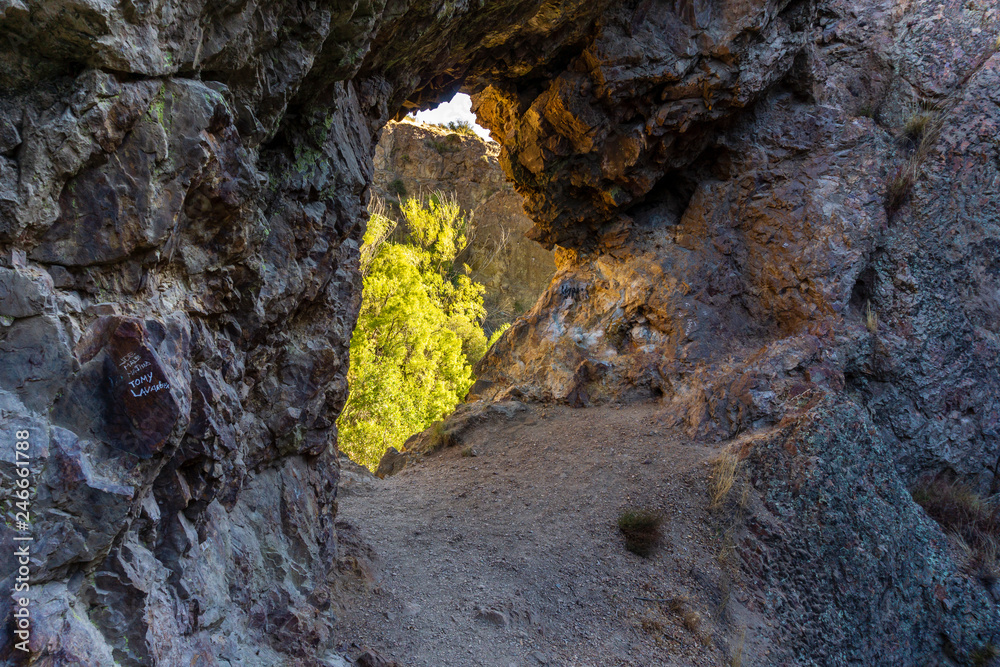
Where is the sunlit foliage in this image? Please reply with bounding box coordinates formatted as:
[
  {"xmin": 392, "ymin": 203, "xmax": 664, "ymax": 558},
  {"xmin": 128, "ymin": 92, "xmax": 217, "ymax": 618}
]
[{"xmin": 338, "ymin": 195, "xmax": 494, "ymax": 469}]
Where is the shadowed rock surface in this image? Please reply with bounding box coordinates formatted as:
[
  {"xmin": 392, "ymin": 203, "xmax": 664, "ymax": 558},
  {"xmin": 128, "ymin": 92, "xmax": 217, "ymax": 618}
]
[{"xmin": 0, "ymin": 0, "xmax": 998, "ymax": 665}]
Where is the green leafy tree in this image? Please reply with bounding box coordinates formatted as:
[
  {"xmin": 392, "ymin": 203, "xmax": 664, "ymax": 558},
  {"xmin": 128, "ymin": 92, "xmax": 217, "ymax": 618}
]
[
  {"xmin": 397, "ymin": 195, "xmax": 489, "ymax": 363},
  {"xmin": 487, "ymin": 322, "xmax": 510, "ymax": 349},
  {"xmin": 338, "ymin": 195, "xmax": 495, "ymax": 470}
]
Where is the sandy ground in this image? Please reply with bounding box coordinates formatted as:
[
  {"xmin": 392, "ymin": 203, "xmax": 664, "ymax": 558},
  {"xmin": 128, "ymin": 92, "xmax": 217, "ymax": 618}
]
[{"xmin": 330, "ymin": 402, "xmax": 772, "ymax": 667}]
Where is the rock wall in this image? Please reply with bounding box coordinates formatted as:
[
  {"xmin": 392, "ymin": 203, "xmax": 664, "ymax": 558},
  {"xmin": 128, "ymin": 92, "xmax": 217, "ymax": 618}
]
[
  {"xmin": 0, "ymin": 2, "xmax": 615, "ymax": 664},
  {"xmin": 0, "ymin": 0, "xmax": 998, "ymax": 664},
  {"xmin": 472, "ymin": 0, "xmax": 1000, "ymax": 486},
  {"xmin": 469, "ymin": 0, "xmax": 1000, "ymax": 662},
  {"xmin": 373, "ymin": 119, "xmax": 555, "ymax": 332}
]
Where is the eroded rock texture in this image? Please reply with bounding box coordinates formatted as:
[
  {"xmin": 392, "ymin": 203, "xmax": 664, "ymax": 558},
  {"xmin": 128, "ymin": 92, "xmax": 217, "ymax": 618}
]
[
  {"xmin": 471, "ymin": 0, "xmax": 1000, "ymax": 662},
  {"xmin": 0, "ymin": 0, "xmax": 998, "ymax": 664},
  {"xmin": 0, "ymin": 2, "xmax": 616, "ymax": 664}
]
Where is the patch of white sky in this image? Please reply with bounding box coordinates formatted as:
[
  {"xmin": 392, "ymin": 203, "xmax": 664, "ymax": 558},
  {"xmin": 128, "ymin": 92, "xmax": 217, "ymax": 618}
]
[{"xmin": 410, "ymin": 92, "xmax": 492, "ymax": 141}]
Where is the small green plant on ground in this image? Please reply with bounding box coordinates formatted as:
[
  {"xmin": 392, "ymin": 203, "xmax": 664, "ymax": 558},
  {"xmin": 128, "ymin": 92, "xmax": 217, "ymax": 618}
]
[
  {"xmin": 911, "ymin": 478, "xmax": 1000, "ymax": 583},
  {"xmin": 857, "ymin": 102, "xmax": 878, "ymax": 119},
  {"xmin": 427, "ymin": 420, "xmax": 452, "ymax": 451},
  {"xmin": 617, "ymin": 509, "xmax": 663, "ymax": 558}
]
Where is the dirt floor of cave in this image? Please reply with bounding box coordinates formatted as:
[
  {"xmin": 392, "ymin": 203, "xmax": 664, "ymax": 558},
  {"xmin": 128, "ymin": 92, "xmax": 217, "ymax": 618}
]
[{"xmin": 330, "ymin": 403, "xmax": 777, "ymax": 667}]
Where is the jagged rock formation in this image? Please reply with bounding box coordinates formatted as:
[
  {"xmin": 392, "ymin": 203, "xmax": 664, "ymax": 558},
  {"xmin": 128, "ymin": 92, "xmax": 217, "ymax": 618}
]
[
  {"xmin": 470, "ymin": 0, "xmax": 1000, "ymax": 662},
  {"xmin": 373, "ymin": 119, "xmax": 555, "ymax": 332},
  {"xmin": 0, "ymin": 0, "xmax": 998, "ymax": 665},
  {"xmin": 472, "ymin": 0, "xmax": 1000, "ymax": 485},
  {"xmin": 0, "ymin": 3, "xmax": 624, "ymax": 664}
]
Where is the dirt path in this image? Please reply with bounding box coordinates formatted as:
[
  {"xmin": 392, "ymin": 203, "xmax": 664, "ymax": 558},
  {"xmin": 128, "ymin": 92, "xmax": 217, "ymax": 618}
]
[{"xmin": 331, "ymin": 402, "xmax": 771, "ymax": 667}]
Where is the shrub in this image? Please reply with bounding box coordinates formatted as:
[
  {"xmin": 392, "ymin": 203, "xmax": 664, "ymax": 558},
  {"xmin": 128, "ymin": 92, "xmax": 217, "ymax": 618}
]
[
  {"xmin": 486, "ymin": 322, "xmax": 510, "ymax": 349},
  {"xmin": 445, "ymin": 120, "xmax": 477, "ymax": 136},
  {"xmin": 617, "ymin": 509, "xmax": 663, "ymax": 557},
  {"xmin": 388, "ymin": 177, "xmax": 407, "ymax": 197},
  {"xmin": 427, "ymin": 138, "xmax": 460, "ymax": 154}
]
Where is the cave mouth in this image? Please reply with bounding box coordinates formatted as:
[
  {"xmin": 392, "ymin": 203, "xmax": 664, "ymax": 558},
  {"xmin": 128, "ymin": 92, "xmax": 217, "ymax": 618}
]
[{"xmin": 337, "ymin": 105, "xmax": 556, "ymax": 471}]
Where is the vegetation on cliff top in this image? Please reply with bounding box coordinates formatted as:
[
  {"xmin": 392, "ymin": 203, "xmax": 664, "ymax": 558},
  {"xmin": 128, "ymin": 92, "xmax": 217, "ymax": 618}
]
[{"xmin": 339, "ymin": 195, "xmax": 496, "ymax": 469}]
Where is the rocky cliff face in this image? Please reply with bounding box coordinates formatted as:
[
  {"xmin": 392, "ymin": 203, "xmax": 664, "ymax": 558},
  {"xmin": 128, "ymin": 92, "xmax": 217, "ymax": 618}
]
[
  {"xmin": 470, "ymin": 0, "xmax": 1000, "ymax": 661},
  {"xmin": 0, "ymin": 0, "xmax": 998, "ymax": 665},
  {"xmin": 373, "ymin": 120, "xmax": 555, "ymax": 332}
]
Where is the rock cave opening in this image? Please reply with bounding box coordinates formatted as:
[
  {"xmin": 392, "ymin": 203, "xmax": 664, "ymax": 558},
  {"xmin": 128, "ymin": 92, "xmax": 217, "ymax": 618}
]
[{"xmin": 337, "ymin": 94, "xmax": 556, "ymax": 471}]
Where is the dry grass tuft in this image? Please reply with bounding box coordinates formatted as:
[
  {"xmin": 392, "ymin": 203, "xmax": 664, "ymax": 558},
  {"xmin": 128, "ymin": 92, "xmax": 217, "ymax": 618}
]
[
  {"xmin": 884, "ymin": 163, "xmax": 916, "ymax": 218},
  {"xmin": 971, "ymin": 542, "xmax": 1000, "ymax": 587},
  {"xmin": 639, "ymin": 615, "xmax": 667, "ymax": 636},
  {"xmin": 885, "ymin": 101, "xmax": 944, "ymax": 219},
  {"xmin": 641, "ymin": 595, "xmax": 714, "ymax": 646},
  {"xmin": 710, "ymin": 450, "xmax": 741, "ymax": 509},
  {"xmin": 681, "ymin": 608, "xmax": 702, "ymax": 633},
  {"xmin": 902, "ymin": 111, "xmax": 933, "ymax": 140},
  {"xmin": 668, "ymin": 596, "xmax": 711, "ymax": 645},
  {"xmin": 717, "ymin": 533, "xmax": 739, "ymax": 573},
  {"xmin": 731, "ymin": 627, "xmax": 747, "ymax": 667},
  {"xmin": 617, "ymin": 509, "xmax": 663, "ymax": 558},
  {"xmin": 865, "ymin": 300, "xmax": 878, "ymax": 333},
  {"xmin": 661, "ymin": 595, "xmax": 702, "ymax": 632},
  {"xmin": 710, "ymin": 448, "xmax": 750, "ymax": 583},
  {"xmin": 912, "ymin": 478, "xmax": 1000, "ymax": 546}
]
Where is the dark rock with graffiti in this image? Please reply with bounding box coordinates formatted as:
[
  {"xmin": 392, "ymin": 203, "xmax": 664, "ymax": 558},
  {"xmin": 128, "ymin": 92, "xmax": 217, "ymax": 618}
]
[{"xmin": 104, "ymin": 319, "xmax": 180, "ymax": 458}]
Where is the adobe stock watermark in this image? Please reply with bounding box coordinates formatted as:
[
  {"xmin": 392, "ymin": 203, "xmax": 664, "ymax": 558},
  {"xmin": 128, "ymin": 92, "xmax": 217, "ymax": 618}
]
[{"xmin": 10, "ymin": 428, "xmax": 33, "ymax": 654}]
